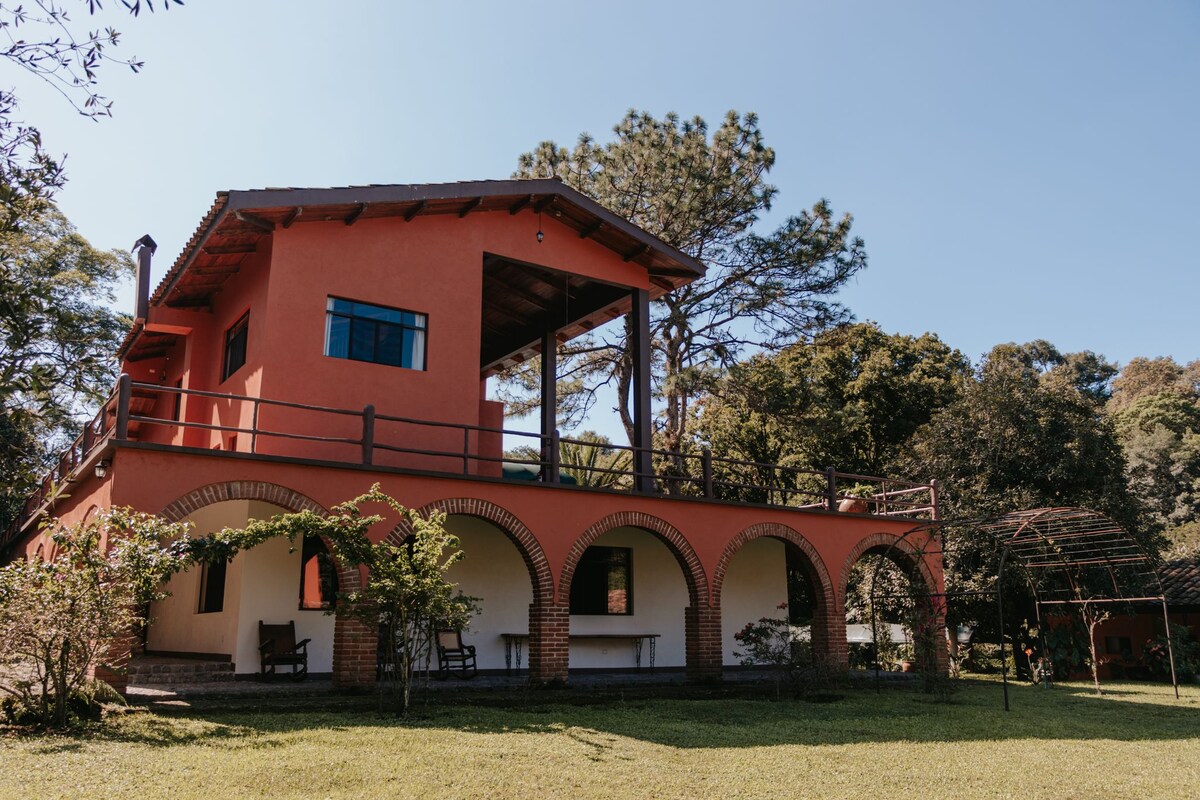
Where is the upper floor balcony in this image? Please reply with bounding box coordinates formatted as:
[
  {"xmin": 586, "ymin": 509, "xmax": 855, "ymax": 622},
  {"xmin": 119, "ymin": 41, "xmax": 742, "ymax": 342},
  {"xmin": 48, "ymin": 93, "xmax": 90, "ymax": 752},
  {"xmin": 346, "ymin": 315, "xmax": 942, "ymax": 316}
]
[{"xmin": 3, "ymin": 374, "xmax": 940, "ymax": 551}]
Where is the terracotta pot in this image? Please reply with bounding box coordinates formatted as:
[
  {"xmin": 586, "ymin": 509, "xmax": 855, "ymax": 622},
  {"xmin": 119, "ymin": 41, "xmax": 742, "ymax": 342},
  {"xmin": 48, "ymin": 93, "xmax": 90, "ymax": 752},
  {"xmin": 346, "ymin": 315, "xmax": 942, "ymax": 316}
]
[
  {"xmin": 901, "ymin": 660, "xmax": 917, "ymax": 673},
  {"xmin": 838, "ymin": 498, "xmax": 869, "ymax": 513}
]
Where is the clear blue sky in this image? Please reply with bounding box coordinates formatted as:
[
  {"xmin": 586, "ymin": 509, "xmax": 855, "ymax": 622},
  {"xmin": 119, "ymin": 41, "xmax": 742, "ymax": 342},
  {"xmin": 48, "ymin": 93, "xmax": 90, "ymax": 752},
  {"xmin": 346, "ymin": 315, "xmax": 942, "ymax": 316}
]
[{"xmin": 10, "ymin": 0, "xmax": 1199, "ymax": 376}]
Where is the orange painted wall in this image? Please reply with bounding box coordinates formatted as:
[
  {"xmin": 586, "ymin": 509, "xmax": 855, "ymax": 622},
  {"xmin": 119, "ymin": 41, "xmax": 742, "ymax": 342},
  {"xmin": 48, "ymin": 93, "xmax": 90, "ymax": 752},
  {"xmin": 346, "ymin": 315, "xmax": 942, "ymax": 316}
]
[{"xmin": 104, "ymin": 447, "xmax": 931, "ymax": 605}]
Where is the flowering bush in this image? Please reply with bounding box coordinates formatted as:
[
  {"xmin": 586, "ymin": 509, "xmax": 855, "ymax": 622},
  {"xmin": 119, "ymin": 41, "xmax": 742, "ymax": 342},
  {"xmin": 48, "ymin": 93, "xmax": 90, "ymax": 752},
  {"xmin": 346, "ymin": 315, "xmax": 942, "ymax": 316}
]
[{"xmin": 734, "ymin": 602, "xmax": 829, "ymax": 698}]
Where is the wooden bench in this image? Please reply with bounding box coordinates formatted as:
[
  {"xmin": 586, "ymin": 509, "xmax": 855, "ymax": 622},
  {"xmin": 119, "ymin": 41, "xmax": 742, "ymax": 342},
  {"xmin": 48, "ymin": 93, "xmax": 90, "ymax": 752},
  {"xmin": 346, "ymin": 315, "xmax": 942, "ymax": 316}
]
[{"xmin": 500, "ymin": 632, "xmax": 660, "ymax": 676}]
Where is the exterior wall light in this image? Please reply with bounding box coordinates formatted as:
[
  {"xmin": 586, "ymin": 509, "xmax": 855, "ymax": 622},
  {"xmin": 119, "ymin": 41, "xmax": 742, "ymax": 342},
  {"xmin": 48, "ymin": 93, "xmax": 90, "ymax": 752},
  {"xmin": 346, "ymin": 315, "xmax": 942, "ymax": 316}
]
[{"xmin": 94, "ymin": 461, "xmax": 109, "ymax": 480}]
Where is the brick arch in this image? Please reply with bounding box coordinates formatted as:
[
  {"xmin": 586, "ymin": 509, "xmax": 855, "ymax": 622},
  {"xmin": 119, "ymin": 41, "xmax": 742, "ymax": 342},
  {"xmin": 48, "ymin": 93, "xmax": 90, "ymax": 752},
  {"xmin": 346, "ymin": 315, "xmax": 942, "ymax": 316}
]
[
  {"xmin": 158, "ymin": 480, "xmax": 360, "ymax": 592},
  {"xmin": 712, "ymin": 522, "xmax": 836, "ymax": 610},
  {"xmin": 837, "ymin": 530, "xmax": 939, "ymax": 607},
  {"xmin": 384, "ymin": 497, "xmax": 554, "ymax": 606},
  {"xmin": 561, "ymin": 512, "xmax": 709, "ymax": 607}
]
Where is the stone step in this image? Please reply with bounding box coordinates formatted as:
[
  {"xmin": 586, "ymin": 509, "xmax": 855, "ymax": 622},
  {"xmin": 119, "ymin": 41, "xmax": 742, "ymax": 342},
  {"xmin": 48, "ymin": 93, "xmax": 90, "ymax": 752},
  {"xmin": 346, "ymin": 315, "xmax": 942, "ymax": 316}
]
[{"xmin": 129, "ymin": 660, "xmax": 235, "ymax": 685}]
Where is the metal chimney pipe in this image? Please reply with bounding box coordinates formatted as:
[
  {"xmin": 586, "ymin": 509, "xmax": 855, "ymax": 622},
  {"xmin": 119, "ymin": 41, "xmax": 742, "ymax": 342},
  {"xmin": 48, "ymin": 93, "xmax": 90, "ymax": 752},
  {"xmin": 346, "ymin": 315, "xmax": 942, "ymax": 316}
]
[{"xmin": 132, "ymin": 234, "xmax": 157, "ymax": 323}]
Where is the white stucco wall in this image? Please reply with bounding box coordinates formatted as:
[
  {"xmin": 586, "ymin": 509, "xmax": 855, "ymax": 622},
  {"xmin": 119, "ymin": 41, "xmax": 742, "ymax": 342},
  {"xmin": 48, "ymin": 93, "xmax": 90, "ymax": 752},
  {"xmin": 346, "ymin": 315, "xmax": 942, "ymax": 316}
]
[
  {"xmin": 567, "ymin": 527, "xmax": 689, "ymax": 669},
  {"xmin": 146, "ymin": 500, "xmax": 251, "ymax": 658},
  {"xmin": 441, "ymin": 516, "xmax": 534, "ymax": 671},
  {"xmin": 146, "ymin": 499, "xmax": 336, "ymax": 675},
  {"xmin": 718, "ymin": 537, "xmax": 790, "ymax": 665},
  {"xmin": 233, "ymin": 532, "xmax": 336, "ymax": 675}
]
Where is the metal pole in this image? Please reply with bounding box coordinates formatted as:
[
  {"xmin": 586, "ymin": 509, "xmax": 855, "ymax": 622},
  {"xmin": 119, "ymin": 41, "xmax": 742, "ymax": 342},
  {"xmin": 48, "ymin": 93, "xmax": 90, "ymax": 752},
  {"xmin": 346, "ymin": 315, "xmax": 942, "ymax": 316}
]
[
  {"xmin": 1160, "ymin": 597, "xmax": 1180, "ymax": 700},
  {"xmin": 996, "ymin": 546, "xmax": 1011, "ymax": 711}
]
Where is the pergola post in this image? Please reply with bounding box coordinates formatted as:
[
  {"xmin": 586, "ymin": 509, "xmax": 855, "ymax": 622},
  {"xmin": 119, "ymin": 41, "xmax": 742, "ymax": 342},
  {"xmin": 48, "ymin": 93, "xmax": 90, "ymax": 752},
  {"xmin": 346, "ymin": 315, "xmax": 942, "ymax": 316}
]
[{"xmin": 630, "ymin": 288, "xmax": 654, "ymax": 492}]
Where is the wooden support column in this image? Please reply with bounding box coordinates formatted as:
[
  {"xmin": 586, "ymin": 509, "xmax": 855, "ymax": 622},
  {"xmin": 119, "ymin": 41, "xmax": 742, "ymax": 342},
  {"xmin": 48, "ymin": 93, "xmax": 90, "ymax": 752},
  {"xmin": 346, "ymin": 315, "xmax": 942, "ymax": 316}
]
[
  {"xmin": 540, "ymin": 326, "xmax": 559, "ymax": 483},
  {"xmin": 630, "ymin": 288, "xmax": 654, "ymax": 492}
]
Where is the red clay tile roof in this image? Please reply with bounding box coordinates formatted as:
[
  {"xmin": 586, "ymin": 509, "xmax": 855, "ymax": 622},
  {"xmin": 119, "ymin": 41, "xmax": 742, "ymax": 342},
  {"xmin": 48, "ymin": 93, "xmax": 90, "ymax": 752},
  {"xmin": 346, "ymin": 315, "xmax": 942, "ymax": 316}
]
[{"xmin": 1161, "ymin": 556, "xmax": 1200, "ymax": 608}]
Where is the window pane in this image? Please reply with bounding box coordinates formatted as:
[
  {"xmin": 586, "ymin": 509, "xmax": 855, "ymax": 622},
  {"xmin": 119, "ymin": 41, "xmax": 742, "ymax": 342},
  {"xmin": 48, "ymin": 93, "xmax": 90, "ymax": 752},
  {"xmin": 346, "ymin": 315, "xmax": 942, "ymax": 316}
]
[
  {"xmin": 350, "ymin": 319, "xmax": 376, "ymax": 362},
  {"xmin": 353, "ymin": 302, "xmax": 403, "ymax": 324},
  {"xmin": 569, "ymin": 547, "xmax": 632, "ymax": 615},
  {"xmin": 325, "ymin": 297, "xmax": 425, "ymax": 371},
  {"xmin": 376, "ymin": 323, "xmax": 402, "ymax": 367},
  {"xmin": 325, "ymin": 314, "xmax": 350, "ymax": 358},
  {"xmin": 404, "ymin": 328, "xmax": 426, "ymax": 370}
]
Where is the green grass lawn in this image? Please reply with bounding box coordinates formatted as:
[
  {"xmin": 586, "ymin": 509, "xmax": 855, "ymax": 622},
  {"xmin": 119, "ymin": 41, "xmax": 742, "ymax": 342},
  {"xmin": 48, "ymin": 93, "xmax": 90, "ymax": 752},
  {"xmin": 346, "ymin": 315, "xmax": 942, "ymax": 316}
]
[{"xmin": 2, "ymin": 679, "xmax": 1198, "ymax": 799}]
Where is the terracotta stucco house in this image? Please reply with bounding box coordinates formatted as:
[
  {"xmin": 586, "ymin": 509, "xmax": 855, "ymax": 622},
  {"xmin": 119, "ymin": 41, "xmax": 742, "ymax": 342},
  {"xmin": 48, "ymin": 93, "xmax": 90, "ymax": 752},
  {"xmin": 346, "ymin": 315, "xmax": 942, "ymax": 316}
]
[{"xmin": 4, "ymin": 180, "xmax": 944, "ymax": 691}]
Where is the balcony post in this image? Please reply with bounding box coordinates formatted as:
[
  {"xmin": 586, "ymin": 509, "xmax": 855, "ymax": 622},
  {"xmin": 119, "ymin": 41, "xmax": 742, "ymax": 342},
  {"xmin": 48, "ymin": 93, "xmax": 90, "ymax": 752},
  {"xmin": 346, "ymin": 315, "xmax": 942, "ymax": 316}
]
[
  {"xmin": 630, "ymin": 288, "xmax": 655, "ymax": 493},
  {"xmin": 540, "ymin": 326, "xmax": 559, "ymax": 483},
  {"xmin": 930, "ymin": 479, "xmax": 941, "ymax": 520},
  {"xmin": 361, "ymin": 404, "xmax": 375, "ymax": 465},
  {"xmin": 702, "ymin": 448, "xmax": 713, "ymax": 498},
  {"xmin": 115, "ymin": 374, "xmax": 132, "ymax": 441},
  {"xmin": 825, "ymin": 466, "xmax": 837, "ymax": 511}
]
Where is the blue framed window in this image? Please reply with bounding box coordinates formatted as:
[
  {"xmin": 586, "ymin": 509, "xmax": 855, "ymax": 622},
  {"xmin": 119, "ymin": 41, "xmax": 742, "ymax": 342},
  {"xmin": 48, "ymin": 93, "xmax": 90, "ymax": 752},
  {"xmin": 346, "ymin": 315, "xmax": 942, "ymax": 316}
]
[{"xmin": 324, "ymin": 297, "xmax": 427, "ymax": 370}]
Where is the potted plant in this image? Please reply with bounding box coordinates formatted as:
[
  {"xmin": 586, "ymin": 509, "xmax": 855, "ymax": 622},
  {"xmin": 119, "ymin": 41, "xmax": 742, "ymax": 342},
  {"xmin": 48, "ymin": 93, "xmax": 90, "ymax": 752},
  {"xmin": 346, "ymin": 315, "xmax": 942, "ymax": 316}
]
[{"xmin": 837, "ymin": 484, "xmax": 875, "ymax": 514}]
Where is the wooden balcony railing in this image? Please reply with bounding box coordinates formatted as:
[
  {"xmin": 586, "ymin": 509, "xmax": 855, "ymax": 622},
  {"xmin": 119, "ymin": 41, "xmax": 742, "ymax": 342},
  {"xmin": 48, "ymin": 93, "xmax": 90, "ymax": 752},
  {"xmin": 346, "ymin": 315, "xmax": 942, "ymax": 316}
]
[{"xmin": 2, "ymin": 375, "xmax": 940, "ymax": 549}]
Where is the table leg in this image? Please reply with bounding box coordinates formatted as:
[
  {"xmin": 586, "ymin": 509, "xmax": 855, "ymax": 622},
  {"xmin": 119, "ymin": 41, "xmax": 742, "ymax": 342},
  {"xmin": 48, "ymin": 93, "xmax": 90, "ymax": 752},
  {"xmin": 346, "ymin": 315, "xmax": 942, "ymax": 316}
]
[
  {"xmin": 504, "ymin": 636, "xmax": 512, "ymax": 677},
  {"xmin": 649, "ymin": 637, "xmax": 656, "ymax": 670},
  {"xmin": 515, "ymin": 638, "xmax": 524, "ymax": 672},
  {"xmin": 634, "ymin": 638, "xmax": 643, "ymax": 671}
]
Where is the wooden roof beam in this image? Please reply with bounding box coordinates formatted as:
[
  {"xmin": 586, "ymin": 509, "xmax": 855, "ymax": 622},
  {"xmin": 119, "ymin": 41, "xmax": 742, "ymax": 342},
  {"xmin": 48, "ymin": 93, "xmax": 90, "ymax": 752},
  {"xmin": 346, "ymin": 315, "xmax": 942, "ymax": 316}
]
[
  {"xmin": 202, "ymin": 243, "xmax": 257, "ymax": 256},
  {"xmin": 650, "ymin": 277, "xmax": 675, "ymax": 291},
  {"xmin": 623, "ymin": 244, "xmax": 649, "ymax": 262},
  {"xmin": 459, "ymin": 197, "xmax": 482, "ymax": 218},
  {"xmin": 578, "ymin": 220, "xmax": 604, "ymax": 240},
  {"xmin": 344, "ymin": 203, "xmax": 368, "ymax": 226},
  {"xmin": 533, "ymin": 196, "xmax": 555, "ymax": 213},
  {"xmin": 403, "ymin": 200, "xmax": 426, "ymax": 222},
  {"xmin": 486, "ymin": 272, "xmax": 556, "ymax": 311},
  {"xmin": 508, "ymin": 195, "xmax": 532, "ymax": 215},
  {"xmin": 234, "ymin": 210, "xmax": 275, "ymax": 233},
  {"xmin": 281, "ymin": 206, "xmax": 303, "ymax": 228}
]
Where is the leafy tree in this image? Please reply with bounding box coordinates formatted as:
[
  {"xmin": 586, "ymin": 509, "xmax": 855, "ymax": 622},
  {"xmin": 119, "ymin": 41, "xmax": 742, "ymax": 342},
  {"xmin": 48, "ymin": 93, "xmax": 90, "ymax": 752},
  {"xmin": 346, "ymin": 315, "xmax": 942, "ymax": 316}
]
[
  {"xmin": 199, "ymin": 486, "xmax": 476, "ymax": 715},
  {"xmin": 0, "ymin": 508, "xmax": 192, "ymax": 728},
  {"xmin": 694, "ymin": 323, "xmax": 969, "ymax": 500},
  {"xmin": 558, "ymin": 431, "xmax": 633, "ymax": 489},
  {"xmin": 897, "ymin": 342, "xmax": 1149, "ymax": 651},
  {"xmin": 508, "ymin": 110, "xmax": 866, "ymax": 460},
  {"xmin": 1110, "ymin": 392, "xmax": 1200, "ymax": 536},
  {"xmin": 0, "ymin": 205, "xmax": 132, "ymax": 528},
  {"xmin": 0, "ymin": 1, "xmax": 181, "ymax": 230},
  {"xmin": 1108, "ymin": 356, "xmax": 1199, "ymax": 413}
]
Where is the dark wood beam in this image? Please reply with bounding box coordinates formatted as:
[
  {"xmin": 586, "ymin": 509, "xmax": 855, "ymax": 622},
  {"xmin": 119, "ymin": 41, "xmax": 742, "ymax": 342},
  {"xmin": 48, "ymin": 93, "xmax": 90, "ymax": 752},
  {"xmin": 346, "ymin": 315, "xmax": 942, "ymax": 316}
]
[
  {"xmin": 233, "ymin": 210, "xmax": 275, "ymax": 233},
  {"xmin": 541, "ymin": 324, "xmax": 559, "ymax": 483},
  {"xmin": 630, "ymin": 287, "xmax": 654, "ymax": 492},
  {"xmin": 202, "ymin": 243, "xmax": 257, "ymax": 256},
  {"xmin": 623, "ymin": 244, "xmax": 649, "ymax": 263},
  {"xmin": 508, "ymin": 195, "xmax": 532, "ymax": 215},
  {"xmin": 281, "ymin": 207, "xmax": 303, "ymax": 228},
  {"xmin": 533, "ymin": 196, "xmax": 555, "ymax": 213},
  {"xmin": 482, "ymin": 299, "xmax": 534, "ymax": 326},
  {"xmin": 344, "ymin": 203, "xmax": 368, "ymax": 226},
  {"xmin": 458, "ymin": 197, "xmax": 482, "ymax": 218},
  {"xmin": 191, "ymin": 266, "xmax": 242, "ymax": 276},
  {"xmin": 578, "ymin": 220, "xmax": 604, "ymax": 240},
  {"xmin": 650, "ymin": 277, "xmax": 675, "ymax": 291},
  {"xmin": 403, "ymin": 200, "xmax": 426, "ymax": 222},
  {"xmin": 486, "ymin": 272, "xmax": 555, "ymax": 312}
]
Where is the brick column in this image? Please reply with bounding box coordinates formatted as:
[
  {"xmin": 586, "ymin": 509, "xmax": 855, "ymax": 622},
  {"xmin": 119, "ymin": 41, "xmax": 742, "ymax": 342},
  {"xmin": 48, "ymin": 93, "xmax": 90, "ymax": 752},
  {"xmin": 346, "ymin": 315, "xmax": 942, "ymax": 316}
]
[
  {"xmin": 91, "ymin": 630, "xmax": 135, "ymax": 695},
  {"xmin": 530, "ymin": 604, "xmax": 571, "ymax": 686},
  {"xmin": 528, "ymin": 602, "xmax": 569, "ymax": 683},
  {"xmin": 332, "ymin": 613, "xmax": 377, "ymax": 689},
  {"xmin": 685, "ymin": 604, "xmax": 723, "ymax": 681},
  {"xmin": 812, "ymin": 603, "xmax": 848, "ymax": 672}
]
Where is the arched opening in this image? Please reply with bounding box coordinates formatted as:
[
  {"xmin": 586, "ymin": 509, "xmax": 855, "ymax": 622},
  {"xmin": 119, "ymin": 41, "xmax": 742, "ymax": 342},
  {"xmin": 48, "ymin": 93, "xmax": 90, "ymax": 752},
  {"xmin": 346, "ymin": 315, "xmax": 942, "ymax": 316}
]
[
  {"xmin": 715, "ymin": 524, "xmax": 837, "ymax": 671},
  {"xmin": 842, "ymin": 535, "xmax": 940, "ymax": 674},
  {"xmin": 148, "ymin": 497, "xmax": 339, "ymax": 677},
  {"xmin": 437, "ymin": 515, "xmax": 535, "ymax": 673},
  {"xmin": 561, "ymin": 513, "xmax": 710, "ymax": 678}
]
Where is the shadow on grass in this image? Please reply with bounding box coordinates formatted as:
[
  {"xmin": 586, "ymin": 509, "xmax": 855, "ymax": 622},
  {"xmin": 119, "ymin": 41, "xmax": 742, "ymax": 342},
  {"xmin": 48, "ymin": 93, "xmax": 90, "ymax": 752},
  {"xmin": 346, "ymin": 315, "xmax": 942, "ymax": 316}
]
[{"xmin": 27, "ymin": 678, "xmax": 1200, "ymax": 751}]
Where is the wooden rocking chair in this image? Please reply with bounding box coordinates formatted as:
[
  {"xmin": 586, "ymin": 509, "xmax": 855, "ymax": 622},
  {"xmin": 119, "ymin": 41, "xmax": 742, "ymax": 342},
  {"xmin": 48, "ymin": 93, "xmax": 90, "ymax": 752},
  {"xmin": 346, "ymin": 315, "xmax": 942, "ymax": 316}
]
[
  {"xmin": 435, "ymin": 629, "xmax": 477, "ymax": 679},
  {"xmin": 258, "ymin": 620, "xmax": 310, "ymax": 680}
]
